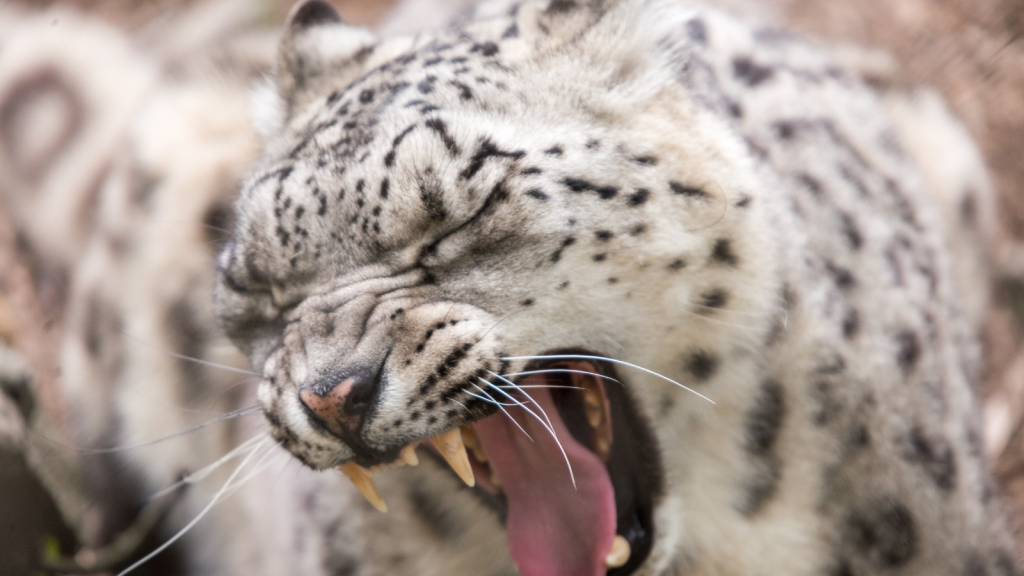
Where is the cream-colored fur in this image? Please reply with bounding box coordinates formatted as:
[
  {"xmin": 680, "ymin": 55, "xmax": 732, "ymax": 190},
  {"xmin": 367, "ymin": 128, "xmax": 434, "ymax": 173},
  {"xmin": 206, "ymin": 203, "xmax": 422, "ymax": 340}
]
[{"xmin": 0, "ymin": 1, "xmax": 1014, "ymax": 575}]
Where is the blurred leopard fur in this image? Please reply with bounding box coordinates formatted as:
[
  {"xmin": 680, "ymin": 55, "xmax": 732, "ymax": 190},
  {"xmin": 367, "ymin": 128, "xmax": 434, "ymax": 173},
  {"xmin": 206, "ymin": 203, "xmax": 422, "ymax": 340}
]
[{"xmin": 0, "ymin": 0, "xmax": 1016, "ymax": 575}]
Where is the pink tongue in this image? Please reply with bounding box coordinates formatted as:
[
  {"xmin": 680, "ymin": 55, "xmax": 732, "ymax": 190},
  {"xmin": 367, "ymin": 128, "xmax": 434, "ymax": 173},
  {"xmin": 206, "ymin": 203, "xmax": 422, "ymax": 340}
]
[{"xmin": 473, "ymin": 382, "xmax": 616, "ymax": 576}]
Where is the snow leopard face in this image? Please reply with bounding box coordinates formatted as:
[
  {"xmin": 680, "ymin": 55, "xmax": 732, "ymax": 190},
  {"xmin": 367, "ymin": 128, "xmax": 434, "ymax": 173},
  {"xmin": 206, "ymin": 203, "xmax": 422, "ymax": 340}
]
[
  {"xmin": 215, "ymin": 1, "xmax": 1015, "ymax": 575},
  {"xmin": 216, "ymin": 1, "xmax": 779, "ymax": 573}
]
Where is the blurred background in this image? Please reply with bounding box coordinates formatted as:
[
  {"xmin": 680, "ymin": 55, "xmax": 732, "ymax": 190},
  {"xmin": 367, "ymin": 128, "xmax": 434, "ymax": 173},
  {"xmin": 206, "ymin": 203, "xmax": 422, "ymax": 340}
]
[{"xmin": 0, "ymin": 0, "xmax": 1021, "ymax": 574}]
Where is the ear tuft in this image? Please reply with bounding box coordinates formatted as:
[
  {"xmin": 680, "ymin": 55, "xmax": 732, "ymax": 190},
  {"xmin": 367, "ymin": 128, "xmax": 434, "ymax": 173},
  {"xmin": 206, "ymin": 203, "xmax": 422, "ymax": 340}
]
[{"xmin": 287, "ymin": 0, "xmax": 342, "ymax": 30}]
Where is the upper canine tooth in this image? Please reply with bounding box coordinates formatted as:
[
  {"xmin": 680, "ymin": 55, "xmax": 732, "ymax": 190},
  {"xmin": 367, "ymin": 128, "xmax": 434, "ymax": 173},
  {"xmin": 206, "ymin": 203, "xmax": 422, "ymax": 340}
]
[
  {"xmin": 583, "ymin": 388, "xmax": 603, "ymax": 428},
  {"xmin": 606, "ymin": 535, "xmax": 631, "ymax": 568},
  {"xmin": 461, "ymin": 425, "xmax": 488, "ymax": 463},
  {"xmin": 431, "ymin": 429, "xmax": 476, "ymax": 487},
  {"xmin": 339, "ymin": 462, "xmax": 388, "ymax": 513},
  {"xmin": 401, "ymin": 444, "xmax": 420, "ymax": 466}
]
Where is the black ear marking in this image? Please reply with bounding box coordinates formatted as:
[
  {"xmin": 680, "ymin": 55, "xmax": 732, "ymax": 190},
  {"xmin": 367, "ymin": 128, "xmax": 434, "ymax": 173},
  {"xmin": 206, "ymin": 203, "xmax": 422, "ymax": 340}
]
[{"xmin": 287, "ymin": 0, "xmax": 342, "ymax": 29}]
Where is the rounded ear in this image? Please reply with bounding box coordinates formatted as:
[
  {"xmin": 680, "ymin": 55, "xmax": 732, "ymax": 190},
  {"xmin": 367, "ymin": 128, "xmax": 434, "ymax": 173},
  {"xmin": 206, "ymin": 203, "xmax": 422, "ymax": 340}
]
[
  {"xmin": 277, "ymin": 0, "xmax": 376, "ymax": 119},
  {"xmin": 286, "ymin": 0, "xmax": 342, "ymax": 29},
  {"xmin": 510, "ymin": 0, "xmax": 622, "ymax": 53}
]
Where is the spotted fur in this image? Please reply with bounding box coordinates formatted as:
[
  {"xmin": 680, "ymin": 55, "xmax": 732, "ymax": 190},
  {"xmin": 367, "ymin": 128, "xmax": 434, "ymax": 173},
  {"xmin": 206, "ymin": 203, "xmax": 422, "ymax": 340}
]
[{"xmin": 0, "ymin": 0, "xmax": 1016, "ymax": 575}]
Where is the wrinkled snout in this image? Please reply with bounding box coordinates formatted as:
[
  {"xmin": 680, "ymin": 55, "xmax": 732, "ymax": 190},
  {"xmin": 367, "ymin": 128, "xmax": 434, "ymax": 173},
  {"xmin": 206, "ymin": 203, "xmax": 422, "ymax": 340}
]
[{"xmin": 258, "ymin": 294, "xmax": 507, "ymax": 470}]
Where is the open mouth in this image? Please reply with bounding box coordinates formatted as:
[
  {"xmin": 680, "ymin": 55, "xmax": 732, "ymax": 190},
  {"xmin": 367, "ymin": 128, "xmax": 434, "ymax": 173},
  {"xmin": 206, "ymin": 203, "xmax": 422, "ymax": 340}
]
[{"xmin": 338, "ymin": 351, "xmax": 663, "ymax": 576}]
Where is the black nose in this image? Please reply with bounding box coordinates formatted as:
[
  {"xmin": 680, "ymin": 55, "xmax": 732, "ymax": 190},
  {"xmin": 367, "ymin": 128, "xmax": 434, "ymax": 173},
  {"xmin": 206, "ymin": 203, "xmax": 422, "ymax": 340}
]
[{"xmin": 299, "ymin": 362, "xmax": 385, "ymax": 442}]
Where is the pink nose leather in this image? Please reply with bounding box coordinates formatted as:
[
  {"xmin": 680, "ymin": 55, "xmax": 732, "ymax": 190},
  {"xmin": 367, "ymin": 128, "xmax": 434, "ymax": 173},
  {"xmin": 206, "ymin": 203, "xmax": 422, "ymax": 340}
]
[{"xmin": 299, "ymin": 378, "xmax": 360, "ymax": 438}]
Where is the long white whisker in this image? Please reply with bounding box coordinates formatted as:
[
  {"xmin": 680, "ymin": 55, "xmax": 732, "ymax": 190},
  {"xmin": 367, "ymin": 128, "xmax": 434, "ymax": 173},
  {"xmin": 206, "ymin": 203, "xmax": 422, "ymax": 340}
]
[
  {"xmin": 119, "ymin": 329, "xmax": 260, "ymax": 377},
  {"xmin": 487, "ymin": 372, "xmax": 558, "ymax": 433},
  {"xmin": 218, "ymin": 442, "xmax": 286, "ymax": 501},
  {"xmin": 149, "ymin": 434, "xmax": 267, "ymax": 500},
  {"xmin": 469, "ymin": 384, "xmax": 533, "ymax": 441},
  {"xmin": 502, "ymin": 368, "xmax": 622, "ymax": 385},
  {"xmin": 465, "ymin": 389, "xmax": 518, "ymax": 407},
  {"xmin": 32, "ymin": 406, "xmax": 263, "ymax": 456},
  {"xmin": 502, "ymin": 355, "xmax": 716, "ymax": 404},
  {"xmin": 481, "ymin": 377, "xmax": 576, "ymax": 489},
  {"xmin": 81, "ymin": 406, "xmax": 263, "ymax": 455},
  {"xmin": 117, "ymin": 436, "xmax": 272, "ymax": 576},
  {"xmin": 502, "ymin": 385, "xmax": 585, "ymax": 390}
]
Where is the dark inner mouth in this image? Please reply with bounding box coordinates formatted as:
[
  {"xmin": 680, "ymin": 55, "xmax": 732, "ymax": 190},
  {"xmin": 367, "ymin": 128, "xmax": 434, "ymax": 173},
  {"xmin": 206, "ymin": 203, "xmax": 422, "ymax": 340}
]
[{"xmin": 458, "ymin": 350, "xmax": 664, "ymax": 576}]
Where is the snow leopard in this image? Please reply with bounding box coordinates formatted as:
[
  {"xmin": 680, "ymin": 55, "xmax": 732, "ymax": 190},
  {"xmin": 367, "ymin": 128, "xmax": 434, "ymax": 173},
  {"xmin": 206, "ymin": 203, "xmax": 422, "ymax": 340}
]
[
  {"xmin": 0, "ymin": 0, "xmax": 1017, "ymax": 575},
  {"xmin": 209, "ymin": 0, "xmax": 1019, "ymax": 574}
]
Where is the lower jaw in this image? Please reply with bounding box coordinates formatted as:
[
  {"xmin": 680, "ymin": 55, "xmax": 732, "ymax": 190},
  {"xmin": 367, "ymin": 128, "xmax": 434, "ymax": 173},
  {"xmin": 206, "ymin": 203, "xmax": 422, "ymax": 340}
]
[
  {"xmin": 337, "ymin": 354, "xmax": 663, "ymax": 576},
  {"xmin": 448, "ymin": 356, "xmax": 663, "ymax": 576}
]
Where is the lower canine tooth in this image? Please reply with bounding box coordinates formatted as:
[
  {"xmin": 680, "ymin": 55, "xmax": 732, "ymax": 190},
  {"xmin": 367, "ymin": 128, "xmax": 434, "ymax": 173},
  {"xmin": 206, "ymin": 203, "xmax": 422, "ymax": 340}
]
[
  {"xmin": 606, "ymin": 535, "xmax": 631, "ymax": 568},
  {"xmin": 431, "ymin": 429, "xmax": 476, "ymax": 487},
  {"xmin": 583, "ymin": 389, "xmax": 603, "ymax": 428},
  {"xmin": 339, "ymin": 462, "xmax": 388, "ymax": 513},
  {"xmin": 401, "ymin": 445, "xmax": 420, "ymax": 466}
]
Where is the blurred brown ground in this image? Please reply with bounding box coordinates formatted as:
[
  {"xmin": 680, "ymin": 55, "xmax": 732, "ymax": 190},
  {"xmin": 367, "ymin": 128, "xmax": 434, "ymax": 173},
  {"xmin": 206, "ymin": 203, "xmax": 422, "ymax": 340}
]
[{"xmin": 2, "ymin": 0, "xmax": 1024, "ymax": 566}]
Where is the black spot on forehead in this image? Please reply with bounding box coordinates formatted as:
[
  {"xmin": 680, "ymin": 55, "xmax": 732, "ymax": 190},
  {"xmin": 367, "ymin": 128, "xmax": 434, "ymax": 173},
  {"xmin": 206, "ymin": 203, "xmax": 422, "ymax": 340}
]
[
  {"xmin": 526, "ymin": 188, "xmax": 549, "ymax": 201},
  {"xmin": 460, "ymin": 139, "xmax": 525, "ymax": 181},
  {"xmin": 627, "ymin": 188, "xmax": 650, "ymax": 206},
  {"xmin": 595, "ymin": 230, "xmax": 613, "ymax": 241},
  {"xmin": 450, "ymin": 80, "xmax": 474, "ymax": 101},
  {"xmin": 670, "ymin": 181, "xmax": 709, "ymax": 199},
  {"xmin": 544, "ymin": 146, "xmax": 564, "ymax": 156},
  {"xmin": 563, "ymin": 178, "xmax": 594, "ymax": 192},
  {"xmin": 425, "ymin": 118, "xmax": 461, "ymax": 155}
]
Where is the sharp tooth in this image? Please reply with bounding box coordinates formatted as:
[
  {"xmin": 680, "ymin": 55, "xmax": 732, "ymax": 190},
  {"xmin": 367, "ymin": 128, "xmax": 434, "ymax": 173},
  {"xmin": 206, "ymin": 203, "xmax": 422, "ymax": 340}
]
[
  {"xmin": 595, "ymin": 427, "xmax": 612, "ymax": 461},
  {"xmin": 606, "ymin": 535, "xmax": 631, "ymax": 568},
  {"xmin": 339, "ymin": 462, "xmax": 388, "ymax": 513},
  {"xmin": 401, "ymin": 444, "xmax": 420, "ymax": 466},
  {"xmin": 461, "ymin": 425, "xmax": 488, "ymax": 462},
  {"xmin": 431, "ymin": 429, "xmax": 476, "ymax": 487},
  {"xmin": 583, "ymin": 388, "xmax": 603, "ymax": 428}
]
